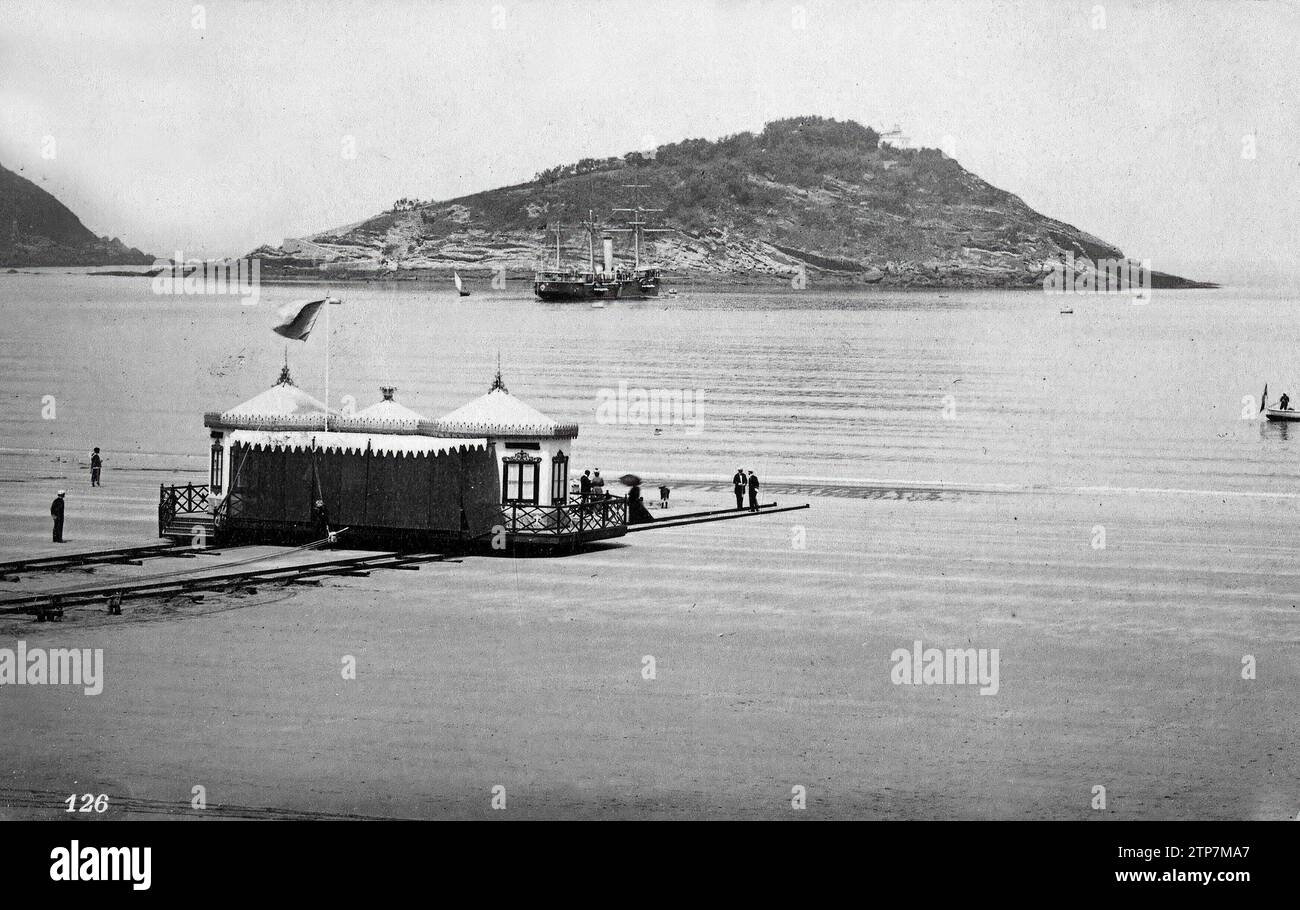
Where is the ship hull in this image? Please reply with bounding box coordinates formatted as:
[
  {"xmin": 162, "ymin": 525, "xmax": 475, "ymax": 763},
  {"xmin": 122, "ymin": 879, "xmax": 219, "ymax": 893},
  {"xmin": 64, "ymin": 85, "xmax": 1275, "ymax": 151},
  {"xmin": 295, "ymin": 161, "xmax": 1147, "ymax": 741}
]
[
  {"xmin": 535, "ymin": 284, "xmax": 594, "ymax": 301},
  {"xmin": 534, "ymin": 271, "xmax": 660, "ymax": 301}
]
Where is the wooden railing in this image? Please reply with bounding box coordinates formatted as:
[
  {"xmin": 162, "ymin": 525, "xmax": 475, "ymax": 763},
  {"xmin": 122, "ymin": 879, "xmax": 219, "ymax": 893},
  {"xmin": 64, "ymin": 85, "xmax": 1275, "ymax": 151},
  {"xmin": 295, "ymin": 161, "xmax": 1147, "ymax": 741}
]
[
  {"xmin": 158, "ymin": 483, "xmax": 210, "ymax": 535},
  {"xmin": 499, "ymin": 495, "xmax": 628, "ymax": 536}
]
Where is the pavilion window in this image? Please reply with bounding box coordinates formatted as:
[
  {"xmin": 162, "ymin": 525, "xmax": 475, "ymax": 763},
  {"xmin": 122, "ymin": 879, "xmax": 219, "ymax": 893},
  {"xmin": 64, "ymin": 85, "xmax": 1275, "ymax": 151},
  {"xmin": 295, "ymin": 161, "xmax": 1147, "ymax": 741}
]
[
  {"xmin": 551, "ymin": 450, "xmax": 569, "ymax": 504},
  {"xmin": 210, "ymin": 441, "xmax": 224, "ymax": 494},
  {"xmin": 502, "ymin": 453, "xmax": 541, "ymax": 504}
]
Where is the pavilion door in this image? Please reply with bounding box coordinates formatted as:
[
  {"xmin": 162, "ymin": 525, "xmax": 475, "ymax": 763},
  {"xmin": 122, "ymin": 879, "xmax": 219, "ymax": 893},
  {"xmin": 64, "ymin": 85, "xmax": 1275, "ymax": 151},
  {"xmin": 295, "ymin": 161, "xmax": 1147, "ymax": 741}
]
[{"xmin": 550, "ymin": 451, "xmax": 569, "ymax": 504}]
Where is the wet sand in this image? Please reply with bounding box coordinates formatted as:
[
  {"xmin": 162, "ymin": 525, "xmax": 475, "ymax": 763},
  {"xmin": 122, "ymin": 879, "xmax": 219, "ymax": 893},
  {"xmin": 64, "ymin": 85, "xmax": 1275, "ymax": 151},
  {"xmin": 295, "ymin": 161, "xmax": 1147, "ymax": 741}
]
[{"xmin": 1, "ymin": 461, "xmax": 1295, "ymax": 820}]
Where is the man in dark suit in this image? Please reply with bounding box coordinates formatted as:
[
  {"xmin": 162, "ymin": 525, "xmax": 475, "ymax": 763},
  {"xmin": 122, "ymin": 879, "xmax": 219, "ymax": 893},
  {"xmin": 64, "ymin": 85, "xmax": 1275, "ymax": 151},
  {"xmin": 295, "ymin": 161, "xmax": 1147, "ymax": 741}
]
[
  {"xmin": 732, "ymin": 468, "xmax": 746, "ymax": 509},
  {"xmin": 747, "ymin": 471, "xmax": 760, "ymax": 512},
  {"xmin": 580, "ymin": 470, "xmax": 592, "ymax": 500},
  {"xmin": 51, "ymin": 490, "xmax": 66, "ymax": 542},
  {"xmin": 90, "ymin": 447, "xmax": 103, "ymax": 486}
]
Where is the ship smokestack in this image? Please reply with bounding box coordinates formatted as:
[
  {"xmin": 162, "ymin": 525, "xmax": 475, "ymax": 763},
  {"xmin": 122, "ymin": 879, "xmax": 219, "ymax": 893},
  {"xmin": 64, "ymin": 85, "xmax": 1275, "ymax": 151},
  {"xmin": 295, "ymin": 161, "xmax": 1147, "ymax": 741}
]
[{"xmin": 602, "ymin": 235, "xmax": 613, "ymax": 274}]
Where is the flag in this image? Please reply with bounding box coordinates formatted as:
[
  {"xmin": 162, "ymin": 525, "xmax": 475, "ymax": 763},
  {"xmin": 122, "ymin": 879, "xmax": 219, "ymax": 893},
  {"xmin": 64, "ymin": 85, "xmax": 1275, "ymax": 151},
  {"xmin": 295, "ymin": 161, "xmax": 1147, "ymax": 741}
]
[
  {"xmin": 273, "ymin": 297, "xmax": 329, "ymax": 340},
  {"xmin": 1260, "ymin": 384, "xmax": 1268, "ymax": 412}
]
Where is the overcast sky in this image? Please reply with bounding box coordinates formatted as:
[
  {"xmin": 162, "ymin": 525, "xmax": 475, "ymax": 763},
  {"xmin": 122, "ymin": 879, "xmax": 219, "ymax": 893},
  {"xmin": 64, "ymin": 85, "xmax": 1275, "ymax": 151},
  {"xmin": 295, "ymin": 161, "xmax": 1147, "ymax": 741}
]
[{"xmin": 2, "ymin": 0, "xmax": 1297, "ymax": 283}]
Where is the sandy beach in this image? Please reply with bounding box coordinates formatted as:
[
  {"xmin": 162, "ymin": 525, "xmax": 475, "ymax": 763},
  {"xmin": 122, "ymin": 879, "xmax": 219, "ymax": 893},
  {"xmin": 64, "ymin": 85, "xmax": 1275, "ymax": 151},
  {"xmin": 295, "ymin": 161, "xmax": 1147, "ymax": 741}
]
[{"xmin": 2, "ymin": 455, "xmax": 1295, "ymax": 820}]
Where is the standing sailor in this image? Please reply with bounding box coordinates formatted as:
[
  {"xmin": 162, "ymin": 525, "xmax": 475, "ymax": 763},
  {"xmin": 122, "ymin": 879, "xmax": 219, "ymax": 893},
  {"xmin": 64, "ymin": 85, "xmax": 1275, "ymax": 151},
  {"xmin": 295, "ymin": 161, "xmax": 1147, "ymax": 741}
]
[
  {"xmin": 747, "ymin": 471, "xmax": 760, "ymax": 512},
  {"xmin": 90, "ymin": 447, "xmax": 103, "ymax": 487},
  {"xmin": 50, "ymin": 490, "xmax": 66, "ymax": 542}
]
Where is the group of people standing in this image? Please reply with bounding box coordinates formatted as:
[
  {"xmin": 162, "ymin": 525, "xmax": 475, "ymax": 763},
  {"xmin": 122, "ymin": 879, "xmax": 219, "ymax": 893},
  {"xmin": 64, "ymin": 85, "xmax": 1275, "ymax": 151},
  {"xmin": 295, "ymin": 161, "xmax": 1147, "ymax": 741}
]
[
  {"xmin": 732, "ymin": 468, "xmax": 760, "ymax": 512},
  {"xmin": 578, "ymin": 469, "xmax": 607, "ymax": 499}
]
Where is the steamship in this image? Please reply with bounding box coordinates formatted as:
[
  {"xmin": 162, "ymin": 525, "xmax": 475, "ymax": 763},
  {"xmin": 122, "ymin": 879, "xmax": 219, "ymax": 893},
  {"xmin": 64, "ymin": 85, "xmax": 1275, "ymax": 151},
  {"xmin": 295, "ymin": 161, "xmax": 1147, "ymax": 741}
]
[{"xmin": 533, "ymin": 183, "xmax": 666, "ymax": 302}]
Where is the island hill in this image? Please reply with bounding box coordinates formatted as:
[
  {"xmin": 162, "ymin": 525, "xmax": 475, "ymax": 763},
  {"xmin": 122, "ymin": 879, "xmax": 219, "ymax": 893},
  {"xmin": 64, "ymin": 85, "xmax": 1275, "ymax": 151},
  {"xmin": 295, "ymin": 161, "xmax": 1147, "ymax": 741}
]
[
  {"xmin": 251, "ymin": 116, "xmax": 1210, "ymax": 289},
  {"xmin": 0, "ymin": 163, "xmax": 153, "ymax": 268}
]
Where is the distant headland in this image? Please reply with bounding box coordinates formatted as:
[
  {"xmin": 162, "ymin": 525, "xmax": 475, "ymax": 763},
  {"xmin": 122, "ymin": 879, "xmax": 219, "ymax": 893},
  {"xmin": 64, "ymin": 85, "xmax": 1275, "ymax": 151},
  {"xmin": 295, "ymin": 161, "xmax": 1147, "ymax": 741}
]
[
  {"xmin": 250, "ymin": 116, "xmax": 1214, "ymax": 289},
  {"xmin": 0, "ymin": 163, "xmax": 154, "ymax": 268}
]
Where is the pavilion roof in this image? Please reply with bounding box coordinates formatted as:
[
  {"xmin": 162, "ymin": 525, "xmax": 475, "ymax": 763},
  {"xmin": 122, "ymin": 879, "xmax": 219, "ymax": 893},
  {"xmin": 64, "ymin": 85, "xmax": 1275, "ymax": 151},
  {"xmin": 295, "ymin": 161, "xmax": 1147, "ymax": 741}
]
[
  {"xmin": 204, "ymin": 365, "xmax": 334, "ymax": 431},
  {"xmin": 429, "ymin": 387, "xmax": 577, "ymax": 439}
]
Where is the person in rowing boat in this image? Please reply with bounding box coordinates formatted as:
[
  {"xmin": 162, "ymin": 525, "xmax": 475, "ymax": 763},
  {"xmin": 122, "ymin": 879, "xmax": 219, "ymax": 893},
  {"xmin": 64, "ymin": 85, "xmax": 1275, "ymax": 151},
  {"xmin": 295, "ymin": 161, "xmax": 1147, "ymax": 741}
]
[
  {"xmin": 733, "ymin": 468, "xmax": 746, "ymax": 510},
  {"xmin": 747, "ymin": 471, "xmax": 760, "ymax": 512},
  {"xmin": 1281, "ymin": 393, "xmax": 1291, "ymax": 411}
]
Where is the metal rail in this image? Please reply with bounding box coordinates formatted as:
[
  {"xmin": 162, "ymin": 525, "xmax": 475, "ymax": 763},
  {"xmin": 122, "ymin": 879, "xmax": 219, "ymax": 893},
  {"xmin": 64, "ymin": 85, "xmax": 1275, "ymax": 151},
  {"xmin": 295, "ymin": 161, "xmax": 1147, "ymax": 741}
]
[
  {"xmin": 0, "ymin": 551, "xmax": 450, "ymax": 616},
  {"xmin": 0, "ymin": 543, "xmax": 194, "ymax": 576}
]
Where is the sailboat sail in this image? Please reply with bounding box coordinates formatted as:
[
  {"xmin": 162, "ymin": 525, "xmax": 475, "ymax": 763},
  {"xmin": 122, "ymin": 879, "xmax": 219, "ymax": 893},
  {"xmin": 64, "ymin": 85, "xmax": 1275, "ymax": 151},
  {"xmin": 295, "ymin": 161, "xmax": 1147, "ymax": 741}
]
[{"xmin": 453, "ymin": 271, "xmax": 463, "ymax": 293}]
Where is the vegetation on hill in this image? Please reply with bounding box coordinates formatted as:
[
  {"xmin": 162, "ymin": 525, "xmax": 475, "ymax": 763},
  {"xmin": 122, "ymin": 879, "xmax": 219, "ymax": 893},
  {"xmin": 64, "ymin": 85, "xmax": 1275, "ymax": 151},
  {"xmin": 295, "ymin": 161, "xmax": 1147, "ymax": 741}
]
[
  {"xmin": 254, "ymin": 116, "xmax": 1206, "ymax": 288},
  {"xmin": 0, "ymin": 163, "xmax": 154, "ymax": 267}
]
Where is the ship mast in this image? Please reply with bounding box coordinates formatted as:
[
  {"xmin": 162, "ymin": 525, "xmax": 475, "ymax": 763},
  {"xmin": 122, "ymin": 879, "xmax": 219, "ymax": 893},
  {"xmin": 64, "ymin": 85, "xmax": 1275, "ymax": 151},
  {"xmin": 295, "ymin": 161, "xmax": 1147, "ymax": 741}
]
[
  {"xmin": 582, "ymin": 209, "xmax": 597, "ymax": 273},
  {"xmin": 613, "ymin": 175, "xmax": 669, "ymax": 271}
]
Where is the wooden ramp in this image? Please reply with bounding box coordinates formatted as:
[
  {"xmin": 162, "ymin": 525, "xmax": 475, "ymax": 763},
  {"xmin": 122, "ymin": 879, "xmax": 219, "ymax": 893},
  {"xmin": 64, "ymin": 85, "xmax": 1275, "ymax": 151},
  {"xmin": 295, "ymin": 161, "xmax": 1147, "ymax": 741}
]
[{"xmin": 627, "ymin": 502, "xmax": 810, "ymax": 533}]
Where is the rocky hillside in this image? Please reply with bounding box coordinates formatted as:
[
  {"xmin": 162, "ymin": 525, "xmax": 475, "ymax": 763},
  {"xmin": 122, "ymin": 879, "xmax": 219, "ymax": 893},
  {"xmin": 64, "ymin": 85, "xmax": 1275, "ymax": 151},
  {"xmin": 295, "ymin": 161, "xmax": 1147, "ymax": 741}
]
[
  {"xmin": 252, "ymin": 116, "xmax": 1208, "ymax": 288},
  {"xmin": 0, "ymin": 163, "xmax": 154, "ymax": 267}
]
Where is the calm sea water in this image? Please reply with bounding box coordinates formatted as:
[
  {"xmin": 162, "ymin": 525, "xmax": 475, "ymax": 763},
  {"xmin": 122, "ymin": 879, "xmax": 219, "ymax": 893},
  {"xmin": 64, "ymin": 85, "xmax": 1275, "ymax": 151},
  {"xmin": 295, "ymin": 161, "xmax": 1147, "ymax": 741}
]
[{"xmin": 0, "ymin": 270, "xmax": 1295, "ymax": 495}]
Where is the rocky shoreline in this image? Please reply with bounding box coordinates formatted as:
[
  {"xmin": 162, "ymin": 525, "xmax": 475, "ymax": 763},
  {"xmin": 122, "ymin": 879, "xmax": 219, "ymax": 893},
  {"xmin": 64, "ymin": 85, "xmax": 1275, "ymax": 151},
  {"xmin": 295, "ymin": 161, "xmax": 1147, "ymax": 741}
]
[{"xmin": 241, "ymin": 261, "xmax": 1220, "ymax": 290}]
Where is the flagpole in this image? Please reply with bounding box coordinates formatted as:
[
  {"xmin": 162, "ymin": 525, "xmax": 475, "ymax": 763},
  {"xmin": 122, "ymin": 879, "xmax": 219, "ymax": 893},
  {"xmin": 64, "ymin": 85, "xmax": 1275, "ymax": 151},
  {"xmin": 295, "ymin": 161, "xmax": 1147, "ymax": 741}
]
[{"xmin": 324, "ymin": 296, "xmax": 331, "ymax": 431}]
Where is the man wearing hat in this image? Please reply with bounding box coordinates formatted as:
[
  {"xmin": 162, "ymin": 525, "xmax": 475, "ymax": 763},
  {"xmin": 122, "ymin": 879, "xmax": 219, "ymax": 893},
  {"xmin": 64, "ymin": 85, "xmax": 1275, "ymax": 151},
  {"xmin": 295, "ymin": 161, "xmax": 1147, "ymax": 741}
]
[
  {"xmin": 50, "ymin": 490, "xmax": 66, "ymax": 543},
  {"xmin": 732, "ymin": 467, "xmax": 746, "ymax": 510},
  {"xmin": 311, "ymin": 498, "xmax": 330, "ymax": 542}
]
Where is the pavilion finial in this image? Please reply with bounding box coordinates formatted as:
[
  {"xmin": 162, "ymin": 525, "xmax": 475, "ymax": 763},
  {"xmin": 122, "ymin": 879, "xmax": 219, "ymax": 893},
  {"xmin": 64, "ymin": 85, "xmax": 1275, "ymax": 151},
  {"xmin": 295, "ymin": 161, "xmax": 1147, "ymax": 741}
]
[
  {"xmin": 490, "ymin": 353, "xmax": 507, "ymax": 393},
  {"xmin": 276, "ymin": 362, "xmax": 294, "ymax": 386}
]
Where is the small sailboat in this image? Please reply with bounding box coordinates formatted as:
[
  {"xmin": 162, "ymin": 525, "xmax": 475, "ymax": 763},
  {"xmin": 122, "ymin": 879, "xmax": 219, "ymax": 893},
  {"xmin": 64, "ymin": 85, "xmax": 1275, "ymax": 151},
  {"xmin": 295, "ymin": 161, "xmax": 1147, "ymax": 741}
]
[{"xmin": 454, "ymin": 271, "xmax": 470, "ymax": 297}]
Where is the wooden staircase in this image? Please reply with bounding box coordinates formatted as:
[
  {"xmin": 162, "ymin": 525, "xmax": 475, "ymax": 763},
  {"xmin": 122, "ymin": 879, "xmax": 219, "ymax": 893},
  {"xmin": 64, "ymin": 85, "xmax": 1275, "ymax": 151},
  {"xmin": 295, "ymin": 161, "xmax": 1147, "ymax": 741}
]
[
  {"xmin": 159, "ymin": 483, "xmax": 218, "ymax": 546},
  {"xmin": 161, "ymin": 512, "xmax": 215, "ymax": 546}
]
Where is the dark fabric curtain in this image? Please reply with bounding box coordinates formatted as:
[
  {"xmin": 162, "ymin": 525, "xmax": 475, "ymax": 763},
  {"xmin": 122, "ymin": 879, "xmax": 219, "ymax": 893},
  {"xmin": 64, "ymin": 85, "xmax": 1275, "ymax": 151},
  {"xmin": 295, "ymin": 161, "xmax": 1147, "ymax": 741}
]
[
  {"xmin": 230, "ymin": 441, "xmax": 501, "ymax": 533},
  {"xmin": 282, "ymin": 449, "xmax": 313, "ymax": 522},
  {"xmin": 334, "ymin": 449, "xmax": 369, "ymax": 525},
  {"xmin": 459, "ymin": 444, "xmax": 503, "ymax": 534}
]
